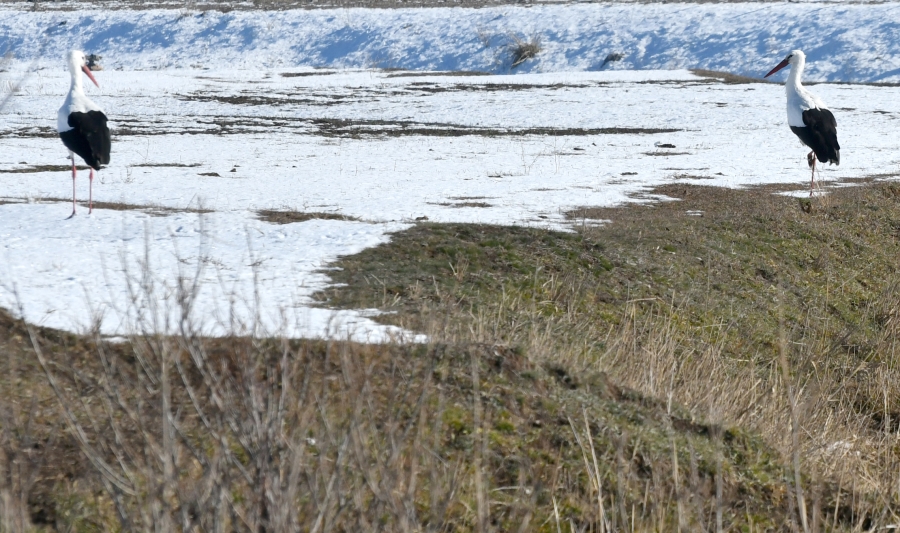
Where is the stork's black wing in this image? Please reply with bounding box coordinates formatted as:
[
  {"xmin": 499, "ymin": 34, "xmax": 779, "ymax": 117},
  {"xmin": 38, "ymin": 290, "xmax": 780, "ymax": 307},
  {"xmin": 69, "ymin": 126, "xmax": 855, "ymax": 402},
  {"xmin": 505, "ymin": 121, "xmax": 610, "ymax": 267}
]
[
  {"xmin": 790, "ymin": 108, "xmax": 840, "ymax": 165},
  {"xmin": 60, "ymin": 110, "xmax": 111, "ymax": 170}
]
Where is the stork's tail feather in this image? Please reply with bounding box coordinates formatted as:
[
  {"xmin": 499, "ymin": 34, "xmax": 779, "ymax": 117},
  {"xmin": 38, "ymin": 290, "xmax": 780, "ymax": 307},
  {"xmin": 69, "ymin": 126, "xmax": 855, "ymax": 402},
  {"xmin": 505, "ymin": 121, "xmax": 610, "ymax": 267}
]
[{"xmin": 817, "ymin": 149, "xmax": 839, "ymax": 166}]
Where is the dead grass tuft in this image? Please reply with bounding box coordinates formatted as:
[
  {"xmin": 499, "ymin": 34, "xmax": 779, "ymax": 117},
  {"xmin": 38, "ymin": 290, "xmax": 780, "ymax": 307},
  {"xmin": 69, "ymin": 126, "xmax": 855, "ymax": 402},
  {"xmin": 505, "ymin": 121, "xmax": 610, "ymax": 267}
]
[{"xmin": 509, "ymin": 34, "xmax": 542, "ymax": 69}]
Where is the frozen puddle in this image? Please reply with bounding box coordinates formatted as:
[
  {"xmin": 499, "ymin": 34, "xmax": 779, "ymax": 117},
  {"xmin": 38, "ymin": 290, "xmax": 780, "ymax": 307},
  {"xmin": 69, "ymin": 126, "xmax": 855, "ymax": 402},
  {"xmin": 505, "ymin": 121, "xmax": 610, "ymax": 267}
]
[{"xmin": 0, "ymin": 202, "xmax": 419, "ymax": 341}]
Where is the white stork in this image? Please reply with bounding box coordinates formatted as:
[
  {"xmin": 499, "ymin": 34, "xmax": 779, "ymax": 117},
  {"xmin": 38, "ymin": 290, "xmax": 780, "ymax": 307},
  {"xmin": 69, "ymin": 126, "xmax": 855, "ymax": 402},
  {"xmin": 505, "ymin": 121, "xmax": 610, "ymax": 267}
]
[
  {"xmin": 58, "ymin": 49, "xmax": 110, "ymax": 217},
  {"xmin": 765, "ymin": 49, "xmax": 840, "ymax": 193}
]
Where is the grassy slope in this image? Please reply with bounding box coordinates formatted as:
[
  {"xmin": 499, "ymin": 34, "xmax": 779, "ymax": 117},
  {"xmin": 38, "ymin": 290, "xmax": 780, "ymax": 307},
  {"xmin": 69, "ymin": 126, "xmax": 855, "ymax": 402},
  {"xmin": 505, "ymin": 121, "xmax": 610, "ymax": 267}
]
[
  {"xmin": 319, "ymin": 181, "xmax": 900, "ymax": 362},
  {"xmin": 4, "ymin": 180, "xmax": 900, "ymax": 530},
  {"xmin": 0, "ymin": 308, "xmax": 790, "ymax": 531},
  {"xmin": 316, "ymin": 179, "xmax": 900, "ymax": 528}
]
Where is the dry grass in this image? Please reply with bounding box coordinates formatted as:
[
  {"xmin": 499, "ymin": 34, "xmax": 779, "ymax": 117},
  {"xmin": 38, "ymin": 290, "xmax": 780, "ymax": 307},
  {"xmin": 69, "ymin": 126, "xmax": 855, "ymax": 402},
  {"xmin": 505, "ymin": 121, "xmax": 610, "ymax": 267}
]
[
  {"xmin": 4, "ymin": 181, "xmax": 900, "ymax": 530},
  {"xmin": 316, "ymin": 180, "xmax": 900, "ymax": 530},
  {"xmin": 0, "ymin": 306, "xmax": 796, "ymax": 531},
  {"xmin": 509, "ymin": 34, "xmax": 542, "ymax": 69},
  {"xmin": 257, "ymin": 209, "xmax": 360, "ymax": 224},
  {"xmin": 690, "ymin": 69, "xmax": 772, "ymax": 84}
]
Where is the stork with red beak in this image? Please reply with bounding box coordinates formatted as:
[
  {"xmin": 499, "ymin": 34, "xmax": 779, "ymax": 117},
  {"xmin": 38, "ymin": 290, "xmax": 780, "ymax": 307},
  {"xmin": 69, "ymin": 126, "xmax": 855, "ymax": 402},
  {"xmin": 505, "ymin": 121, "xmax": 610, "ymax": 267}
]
[
  {"xmin": 765, "ymin": 50, "xmax": 840, "ymax": 193},
  {"xmin": 57, "ymin": 49, "xmax": 110, "ymax": 217}
]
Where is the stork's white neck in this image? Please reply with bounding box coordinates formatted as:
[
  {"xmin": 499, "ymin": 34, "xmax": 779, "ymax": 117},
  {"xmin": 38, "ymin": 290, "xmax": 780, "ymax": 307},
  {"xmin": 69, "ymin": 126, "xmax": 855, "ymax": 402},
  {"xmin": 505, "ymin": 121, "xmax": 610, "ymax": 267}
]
[
  {"xmin": 69, "ymin": 68, "xmax": 84, "ymax": 94},
  {"xmin": 786, "ymin": 54, "xmax": 806, "ymax": 94},
  {"xmin": 783, "ymin": 53, "xmax": 823, "ymax": 128}
]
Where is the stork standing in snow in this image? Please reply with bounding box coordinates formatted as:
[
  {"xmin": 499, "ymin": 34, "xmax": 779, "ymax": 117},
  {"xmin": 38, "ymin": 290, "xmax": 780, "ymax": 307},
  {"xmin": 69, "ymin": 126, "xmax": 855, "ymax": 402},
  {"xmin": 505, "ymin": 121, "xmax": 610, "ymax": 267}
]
[
  {"xmin": 58, "ymin": 49, "xmax": 110, "ymax": 217},
  {"xmin": 765, "ymin": 50, "xmax": 840, "ymax": 193}
]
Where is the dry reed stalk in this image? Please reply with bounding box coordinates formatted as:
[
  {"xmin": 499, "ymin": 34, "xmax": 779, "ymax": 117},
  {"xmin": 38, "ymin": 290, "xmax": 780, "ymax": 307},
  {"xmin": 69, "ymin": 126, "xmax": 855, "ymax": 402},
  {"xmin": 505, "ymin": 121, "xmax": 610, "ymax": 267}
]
[
  {"xmin": 472, "ymin": 349, "xmax": 489, "ymax": 533},
  {"xmin": 779, "ymin": 333, "xmax": 810, "ymax": 533},
  {"xmin": 671, "ymin": 437, "xmax": 683, "ymax": 533}
]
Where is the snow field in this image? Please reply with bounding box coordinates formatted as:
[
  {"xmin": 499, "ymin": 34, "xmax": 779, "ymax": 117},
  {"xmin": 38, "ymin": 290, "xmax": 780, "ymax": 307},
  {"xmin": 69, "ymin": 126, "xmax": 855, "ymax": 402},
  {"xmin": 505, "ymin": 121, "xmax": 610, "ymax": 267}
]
[
  {"xmin": 4, "ymin": 2, "xmax": 900, "ymax": 82},
  {"xmin": 1, "ymin": 59, "xmax": 899, "ymax": 339}
]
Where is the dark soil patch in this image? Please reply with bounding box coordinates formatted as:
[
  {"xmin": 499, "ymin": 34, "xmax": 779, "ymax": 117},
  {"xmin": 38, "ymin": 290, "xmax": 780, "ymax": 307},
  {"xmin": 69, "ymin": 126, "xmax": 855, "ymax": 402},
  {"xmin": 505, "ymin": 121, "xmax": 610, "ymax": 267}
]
[
  {"xmin": 310, "ymin": 118, "xmax": 681, "ymax": 138},
  {"xmin": 89, "ymin": 200, "xmax": 212, "ymax": 215},
  {"xmin": 386, "ymin": 70, "xmax": 493, "ymax": 78},
  {"xmin": 257, "ymin": 209, "xmax": 359, "ymax": 224},
  {"xmin": 35, "ymin": 197, "xmax": 213, "ymax": 216},
  {"xmin": 0, "ymin": 165, "xmax": 78, "ymax": 173},
  {"xmin": 448, "ymin": 196, "xmax": 494, "ymax": 200},
  {"xmin": 178, "ymin": 92, "xmax": 351, "ymax": 107},
  {"xmin": 405, "ymin": 81, "xmax": 599, "ymax": 94},
  {"xmin": 431, "ymin": 201, "xmax": 493, "ymax": 208},
  {"xmin": 0, "ymin": 126, "xmax": 58, "ymax": 139},
  {"xmin": 279, "ymin": 71, "xmax": 338, "ymax": 77},
  {"xmin": 690, "ymin": 69, "xmax": 772, "ymax": 84},
  {"xmin": 670, "ymin": 173, "xmax": 716, "ymax": 180},
  {"xmin": 643, "ymin": 151, "xmax": 691, "ymax": 156},
  {"xmin": 131, "ymin": 162, "xmax": 201, "ymax": 168},
  {"xmin": 102, "ymin": 112, "xmax": 681, "ymax": 138}
]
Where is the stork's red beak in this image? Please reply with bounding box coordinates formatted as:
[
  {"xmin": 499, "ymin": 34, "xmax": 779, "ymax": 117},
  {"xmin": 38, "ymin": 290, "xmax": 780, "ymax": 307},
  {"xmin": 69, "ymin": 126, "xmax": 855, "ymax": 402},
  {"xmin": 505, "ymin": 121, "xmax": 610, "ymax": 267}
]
[
  {"xmin": 765, "ymin": 58, "xmax": 790, "ymax": 78},
  {"xmin": 81, "ymin": 65, "xmax": 99, "ymax": 88}
]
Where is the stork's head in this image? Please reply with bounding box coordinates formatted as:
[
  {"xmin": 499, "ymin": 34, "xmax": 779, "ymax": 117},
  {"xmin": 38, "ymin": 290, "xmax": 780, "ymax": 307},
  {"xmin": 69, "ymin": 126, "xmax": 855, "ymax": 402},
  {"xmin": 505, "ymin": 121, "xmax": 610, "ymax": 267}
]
[
  {"xmin": 765, "ymin": 50, "xmax": 805, "ymax": 78},
  {"xmin": 67, "ymin": 49, "xmax": 99, "ymax": 88}
]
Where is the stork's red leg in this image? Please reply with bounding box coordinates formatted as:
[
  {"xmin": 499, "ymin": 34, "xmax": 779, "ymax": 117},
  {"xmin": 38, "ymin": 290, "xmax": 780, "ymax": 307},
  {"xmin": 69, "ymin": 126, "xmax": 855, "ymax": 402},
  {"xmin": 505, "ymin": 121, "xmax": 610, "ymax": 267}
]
[
  {"xmin": 69, "ymin": 157, "xmax": 77, "ymax": 218},
  {"xmin": 809, "ymin": 155, "xmax": 817, "ymax": 195},
  {"xmin": 89, "ymin": 168, "xmax": 94, "ymax": 214}
]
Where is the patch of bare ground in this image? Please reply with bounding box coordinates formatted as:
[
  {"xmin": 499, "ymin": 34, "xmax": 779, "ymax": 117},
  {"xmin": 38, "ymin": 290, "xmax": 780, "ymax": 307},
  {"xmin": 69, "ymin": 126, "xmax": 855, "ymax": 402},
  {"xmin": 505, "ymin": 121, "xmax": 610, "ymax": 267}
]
[
  {"xmin": 857, "ymin": 171, "xmax": 900, "ymax": 181},
  {"xmin": 0, "ymin": 165, "xmax": 76, "ymax": 173},
  {"xmin": 643, "ymin": 150, "xmax": 691, "ymax": 156},
  {"xmin": 8, "ymin": 101, "xmax": 684, "ymax": 140},
  {"xmin": 386, "ymin": 70, "xmax": 492, "ymax": 78},
  {"xmin": 311, "ymin": 118, "xmax": 681, "ymax": 138},
  {"xmin": 430, "ymin": 201, "xmax": 493, "ymax": 208},
  {"xmin": 257, "ymin": 209, "xmax": 359, "ymax": 223},
  {"xmin": 177, "ymin": 92, "xmax": 354, "ymax": 107},
  {"xmin": 89, "ymin": 200, "xmax": 213, "ymax": 215},
  {"xmin": 131, "ymin": 162, "xmax": 202, "ymax": 168},
  {"xmin": 690, "ymin": 68, "xmax": 772, "ymax": 84},
  {"xmin": 279, "ymin": 70, "xmax": 338, "ymax": 77},
  {"xmin": 316, "ymin": 179, "xmax": 900, "ymax": 530},
  {"xmin": 77, "ymin": 112, "xmax": 683, "ymax": 138},
  {"xmin": 670, "ymin": 173, "xmax": 715, "ymax": 180},
  {"xmin": 406, "ymin": 81, "xmax": 599, "ymax": 93},
  {"xmin": 0, "ymin": 126, "xmax": 57, "ymax": 139},
  {"xmin": 29, "ymin": 197, "xmax": 213, "ymax": 216}
]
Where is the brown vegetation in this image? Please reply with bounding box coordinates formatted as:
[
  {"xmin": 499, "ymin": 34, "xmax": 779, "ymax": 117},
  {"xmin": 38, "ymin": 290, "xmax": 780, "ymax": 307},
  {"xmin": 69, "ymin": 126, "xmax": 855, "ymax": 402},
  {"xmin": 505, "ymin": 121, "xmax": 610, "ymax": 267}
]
[{"xmin": 4, "ymin": 180, "xmax": 900, "ymax": 530}]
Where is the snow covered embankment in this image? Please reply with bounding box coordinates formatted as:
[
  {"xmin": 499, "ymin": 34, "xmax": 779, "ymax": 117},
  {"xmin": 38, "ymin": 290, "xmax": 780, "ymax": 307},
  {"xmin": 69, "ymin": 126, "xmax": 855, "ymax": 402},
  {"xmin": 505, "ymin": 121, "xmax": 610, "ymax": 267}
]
[{"xmin": 2, "ymin": 3, "xmax": 900, "ymax": 82}]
